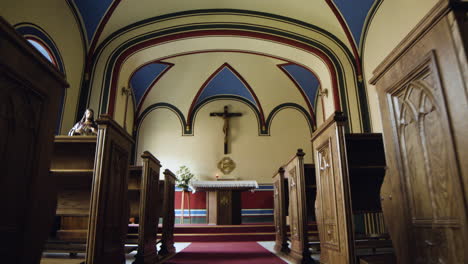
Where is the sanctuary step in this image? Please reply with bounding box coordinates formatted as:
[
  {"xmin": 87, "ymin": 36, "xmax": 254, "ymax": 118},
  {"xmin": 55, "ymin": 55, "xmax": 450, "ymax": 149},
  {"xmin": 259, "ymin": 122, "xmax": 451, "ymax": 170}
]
[
  {"xmin": 127, "ymin": 222, "xmax": 318, "ymax": 243},
  {"xmin": 128, "ymin": 223, "xmax": 278, "ymax": 242}
]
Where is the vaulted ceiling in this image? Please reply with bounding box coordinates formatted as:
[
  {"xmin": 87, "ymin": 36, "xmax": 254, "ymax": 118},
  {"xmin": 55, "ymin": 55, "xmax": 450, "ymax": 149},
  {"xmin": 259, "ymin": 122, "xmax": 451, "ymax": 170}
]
[{"xmin": 63, "ymin": 0, "xmax": 381, "ymax": 133}]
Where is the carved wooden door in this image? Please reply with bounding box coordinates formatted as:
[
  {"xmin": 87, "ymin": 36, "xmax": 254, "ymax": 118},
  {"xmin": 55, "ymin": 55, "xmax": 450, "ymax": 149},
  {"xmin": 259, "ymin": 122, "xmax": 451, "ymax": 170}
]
[
  {"xmin": 378, "ymin": 51, "xmax": 467, "ymax": 263},
  {"xmin": 311, "ymin": 113, "xmax": 355, "ymax": 264}
]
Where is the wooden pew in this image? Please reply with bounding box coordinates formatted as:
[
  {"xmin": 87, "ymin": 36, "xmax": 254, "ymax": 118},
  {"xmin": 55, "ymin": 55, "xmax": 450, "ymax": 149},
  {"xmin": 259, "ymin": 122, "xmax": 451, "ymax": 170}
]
[
  {"xmin": 273, "ymin": 167, "xmax": 289, "ymax": 254},
  {"xmin": 44, "ymin": 115, "xmax": 134, "ymax": 264},
  {"xmin": 0, "ymin": 17, "xmax": 69, "ymax": 264},
  {"xmin": 311, "ymin": 112, "xmax": 392, "ymax": 264},
  {"xmin": 158, "ymin": 169, "xmax": 176, "ymax": 257},
  {"xmin": 282, "ymin": 150, "xmax": 315, "ymax": 264},
  {"xmin": 47, "ymin": 135, "xmax": 95, "ymax": 253},
  {"xmin": 127, "ymin": 151, "xmax": 162, "ymax": 264},
  {"xmin": 273, "ymin": 152, "xmax": 318, "ymax": 263}
]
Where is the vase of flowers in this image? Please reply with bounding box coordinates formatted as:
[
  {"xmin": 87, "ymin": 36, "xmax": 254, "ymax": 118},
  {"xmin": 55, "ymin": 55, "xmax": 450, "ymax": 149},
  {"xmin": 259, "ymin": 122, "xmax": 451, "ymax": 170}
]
[{"xmin": 176, "ymin": 165, "xmax": 195, "ymax": 192}]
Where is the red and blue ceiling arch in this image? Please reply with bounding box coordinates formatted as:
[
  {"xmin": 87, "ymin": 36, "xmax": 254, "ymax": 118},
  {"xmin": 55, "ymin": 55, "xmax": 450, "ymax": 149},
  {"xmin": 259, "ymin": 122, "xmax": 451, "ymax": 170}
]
[
  {"xmin": 129, "ymin": 61, "xmax": 173, "ymax": 114},
  {"xmin": 134, "ymin": 61, "xmax": 315, "ymax": 135},
  {"xmin": 187, "ymin": 63, "xmax": 265, "ymax": 133},
  {"xmin": 330, "ymin": 0, "xmax": 378, "ymax": 48},
  {"xmin": 80, "ymin": 10, "xmax": 379, "ymax": 132},
  {"xmin": 194, "ymin": 64, "xmax": 258, "ymax": 108},
  {"xmin": 67, "ymin": 0, "xmax": 119, "ymax": 46},
  {"xmin": 71, "ymin": 6, "xmax": 384, "ymax": 132},
  {"xmin": 278, "ymin": 63, "xmax": 320, "ymax": 117}
]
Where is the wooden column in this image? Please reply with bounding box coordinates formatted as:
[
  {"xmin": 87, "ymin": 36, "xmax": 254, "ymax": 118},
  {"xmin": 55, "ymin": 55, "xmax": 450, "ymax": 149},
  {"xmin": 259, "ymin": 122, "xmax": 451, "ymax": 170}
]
[
  {"xmin": 159, "ymin": 169, "xmax": 176, "ymax": 257},
  {"xmin": 85, "ymin": 115, "xmax": 134, "ymax": 264},
  {"xmin": 133, "ymin": 151, "xmax": 162, "ymax": 264},
  {"xmin": 311, "ymin": 112, "xmax": 355, "ymax": 264},
  {"xmin": 273, "ymin": 167, "xmax": 289, "ymax": 254},
  {"xmin": 0, "ymin": 17, "xmax": 68, "ymax": 264}
]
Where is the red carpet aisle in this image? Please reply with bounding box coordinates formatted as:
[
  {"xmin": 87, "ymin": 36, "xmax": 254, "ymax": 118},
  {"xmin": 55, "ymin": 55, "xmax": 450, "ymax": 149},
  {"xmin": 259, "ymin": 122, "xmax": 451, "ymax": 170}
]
[{"xmin": 166, "ymin": 242, "xmax": 287, "ymax": 264}]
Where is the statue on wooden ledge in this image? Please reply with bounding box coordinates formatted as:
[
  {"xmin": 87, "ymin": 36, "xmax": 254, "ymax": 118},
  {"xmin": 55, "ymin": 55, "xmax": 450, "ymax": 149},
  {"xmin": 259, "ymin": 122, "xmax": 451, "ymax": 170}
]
[{"xmin": 68, "ymin": 108, "xmax": 98, "ymax": 136}]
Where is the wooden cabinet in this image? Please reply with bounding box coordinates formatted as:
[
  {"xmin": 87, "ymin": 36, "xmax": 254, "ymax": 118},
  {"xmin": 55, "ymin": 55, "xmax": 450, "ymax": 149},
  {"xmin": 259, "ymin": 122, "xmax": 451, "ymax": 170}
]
[
  {"xmin": 0, "ymin": 17, "xmax": 68, "ymax": 264},
  {"xmin": 370, "ymin": 1, "xmax": 468, "ymax": 263},
  {"xmin": 207, "ymin": 190, "xmax": 242, "ymax": 225}
]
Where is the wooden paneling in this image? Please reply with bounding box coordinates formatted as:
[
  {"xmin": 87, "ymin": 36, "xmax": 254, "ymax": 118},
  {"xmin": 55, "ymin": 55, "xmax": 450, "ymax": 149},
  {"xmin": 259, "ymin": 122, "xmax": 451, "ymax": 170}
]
[
  {"xmin": 85, "ymin": 115, "xmax": 134, "ymax": 264},
  {"xmin": 273, "ymin": 167, "xmax": 289, "ymax": 253},
  {"xmin": 284, "ymin": 149, "xmax": 312, "ymax": 263},
  {"xmin": 311, "ymin": 112, "xmax": 355, "ymax": 264},
  {"xmin": 0, "ymin": 17, "xmax": 68, "ymax": 264},
  {"xmin": 132, "ymin": 151, "xmax": 162, "ymax": 264},
  {"xmin": 207, "ymin": 190, "xmax": 242, "ymax": 225},
  {"xmin": 159, "ymin": 169, "xmax": 176, "ymax": 257},
  {"xmin": 371, "ymin": 2, "xmax": 468, "ymax": 263}
]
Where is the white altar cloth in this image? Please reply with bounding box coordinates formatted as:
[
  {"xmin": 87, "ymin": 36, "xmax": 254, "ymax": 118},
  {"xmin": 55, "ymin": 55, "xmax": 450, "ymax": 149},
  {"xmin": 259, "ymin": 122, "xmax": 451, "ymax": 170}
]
[{"xmin": 190, "ymin": 180, "xmax": 258, "ymax": 192}]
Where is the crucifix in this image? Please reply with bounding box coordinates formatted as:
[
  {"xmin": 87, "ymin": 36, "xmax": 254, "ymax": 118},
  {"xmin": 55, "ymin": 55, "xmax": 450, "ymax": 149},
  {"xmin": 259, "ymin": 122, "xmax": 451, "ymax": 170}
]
[{"xmin": 210, "ymin": 105, "xmax": 242, "ymax": 154}]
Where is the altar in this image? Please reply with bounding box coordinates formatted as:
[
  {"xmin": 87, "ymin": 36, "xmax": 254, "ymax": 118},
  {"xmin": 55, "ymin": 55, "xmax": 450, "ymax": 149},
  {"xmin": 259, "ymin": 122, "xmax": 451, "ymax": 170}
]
[{"xmin": 191, "ymin": 180, "xmax": 258, "ymax": 225}]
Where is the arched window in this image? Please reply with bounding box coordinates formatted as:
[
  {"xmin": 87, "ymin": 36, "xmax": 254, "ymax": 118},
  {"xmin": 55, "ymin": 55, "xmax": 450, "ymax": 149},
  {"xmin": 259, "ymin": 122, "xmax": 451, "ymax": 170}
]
[
  {"xmin": 15, "ymin": 23, "xmax": 66, "ymax": 134},
  {"xmin": 26, "ymin": 38, "xmax": 57, "ymax": 66}
]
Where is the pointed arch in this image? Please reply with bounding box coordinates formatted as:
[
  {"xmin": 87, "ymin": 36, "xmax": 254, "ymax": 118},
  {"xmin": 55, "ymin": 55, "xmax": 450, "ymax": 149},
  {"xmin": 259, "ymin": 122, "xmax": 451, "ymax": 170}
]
[
  {"xmin": 127, "ymin": 61, "xmax": 174, "ymax": 115},
  {"xmin": 187, "ymin": 63, "xmax": 266, "ymax": 131},
  {"xmin": 265, "ymin": 103, "xmax": 315, "ymax": 135},
  {"xmin": 189, "ymin": 95, "xmax": 265, "ymax": 135}
]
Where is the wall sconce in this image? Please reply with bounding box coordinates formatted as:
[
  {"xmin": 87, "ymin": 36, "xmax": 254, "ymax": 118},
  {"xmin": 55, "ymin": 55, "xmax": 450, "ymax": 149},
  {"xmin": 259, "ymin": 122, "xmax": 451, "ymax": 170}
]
[
  {"xmin": 121, "ymin": 86, "xmax": 132, "ymax": 96},
  {"xmin": 318, "ymin": 88, "xmax": 328, "ymax": 98}
]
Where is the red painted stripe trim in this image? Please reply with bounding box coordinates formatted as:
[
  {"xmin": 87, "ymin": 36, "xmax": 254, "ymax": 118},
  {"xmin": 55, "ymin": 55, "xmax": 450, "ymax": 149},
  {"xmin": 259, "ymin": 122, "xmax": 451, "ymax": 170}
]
[
  {"xmin": 85, "ymin": 0, "xmax": 121, "ymax": 74},
  {"xmin": 277, "ymin": 63, "xmax": 317, "ymax": 125},
  {"xmin": 107, "ymin": 30, "xmax": 341, "ymax": 116},
  {"xmin": 128, "ymin": 61, "xmax": 174, "ymax": 116},
  {"xmin": 186, "ymin": 62, "xmax": 266, "ymax": 127},
  {"xmin": 325, "ymin": 0, "xmax": 362, "ymax": 77}
]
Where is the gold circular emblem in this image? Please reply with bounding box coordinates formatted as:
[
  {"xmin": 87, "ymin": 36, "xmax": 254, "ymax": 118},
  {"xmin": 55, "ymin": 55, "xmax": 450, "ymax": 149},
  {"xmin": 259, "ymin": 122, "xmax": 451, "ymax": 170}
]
[{"xmin": 217, "ymin": 157, "xmax": 236, "ymax": 175}]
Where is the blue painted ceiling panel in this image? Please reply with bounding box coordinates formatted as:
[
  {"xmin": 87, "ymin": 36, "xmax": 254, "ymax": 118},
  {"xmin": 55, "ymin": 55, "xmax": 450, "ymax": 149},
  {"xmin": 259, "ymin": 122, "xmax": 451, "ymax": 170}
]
[
  {"xmin": 333, "ymin": 0, "xmax": 376, "ymax": 46},
  {"xmin": 196, "ymin": 66, "xmax": 257, "ymax": 106},
  {"xmin": 72, "ymin": 0, "xmax": 114, "ymax": 42},
  {"xmin": 130, "ymin": 63, "xmax": 170, "ymax": 106},
  {"xmin": 281, "ymin": 64, "xmax": 319, "ymax": 108}
]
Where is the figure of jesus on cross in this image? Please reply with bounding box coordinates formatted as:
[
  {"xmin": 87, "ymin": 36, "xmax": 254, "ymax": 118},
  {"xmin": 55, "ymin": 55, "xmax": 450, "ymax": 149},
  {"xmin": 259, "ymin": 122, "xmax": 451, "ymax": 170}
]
[{"xmin": 210, "ymin": 105, "xmax": 242, "ymax": 154}]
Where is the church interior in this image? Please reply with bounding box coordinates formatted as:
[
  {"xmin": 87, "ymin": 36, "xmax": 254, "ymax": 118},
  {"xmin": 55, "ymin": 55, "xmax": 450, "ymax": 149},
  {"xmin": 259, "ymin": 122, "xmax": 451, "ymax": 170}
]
[{"xmin": 1, "ymin": 0, "xmax": 467, "ymax": 263}]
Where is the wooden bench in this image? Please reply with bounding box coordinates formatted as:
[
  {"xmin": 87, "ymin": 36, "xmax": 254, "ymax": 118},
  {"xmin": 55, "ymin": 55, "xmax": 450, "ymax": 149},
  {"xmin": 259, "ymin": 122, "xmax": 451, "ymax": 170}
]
[
  {"xmin": 273, "ymin": 149, "xmax": 317, "ymax": 263},
  {"xmin": 273, "ymin": 167, "xmax": 289, "ymax": 254},
  {"xmin": 126, "ymin": 153, "xmax": 177, "ymax": 262},
  {"xmin": 44, "ymin": 115, "xmax": 134, "ymax": 264},
  {"xmin": 158, "ymin": 169, "xmax": 177, "ymax": 257},
  {"xmin": 127, "ymin": 151, "xmax": 162, "ymax": 263}
]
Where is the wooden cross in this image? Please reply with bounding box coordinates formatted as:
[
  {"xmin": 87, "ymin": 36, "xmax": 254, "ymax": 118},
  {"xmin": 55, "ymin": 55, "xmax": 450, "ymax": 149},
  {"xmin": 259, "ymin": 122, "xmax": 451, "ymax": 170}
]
[{"xmin": 210, "ymin": 105, "xmax": 242, "ymax": 154}]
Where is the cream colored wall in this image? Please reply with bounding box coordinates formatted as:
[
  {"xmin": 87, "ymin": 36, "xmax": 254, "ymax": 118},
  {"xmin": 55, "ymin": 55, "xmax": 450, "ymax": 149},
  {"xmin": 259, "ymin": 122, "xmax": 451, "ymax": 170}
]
[
  {"xmin": 362, "ymin": 0, "xmax": 439, "ymax": 132},
  {"xmin": 136, "ymin": 100, "xmax": 313, "ymax": 183},
  {"xmin": 0, "ymin": 0, "xmax": 85, "ymax": 135}
]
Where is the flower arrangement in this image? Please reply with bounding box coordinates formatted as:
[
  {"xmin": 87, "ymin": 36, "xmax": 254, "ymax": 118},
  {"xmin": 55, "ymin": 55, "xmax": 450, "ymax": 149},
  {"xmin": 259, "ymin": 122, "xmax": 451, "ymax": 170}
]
[{"xmin": 176, "ymin": 165, "xmax": 196, "ymax": 191}]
